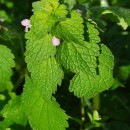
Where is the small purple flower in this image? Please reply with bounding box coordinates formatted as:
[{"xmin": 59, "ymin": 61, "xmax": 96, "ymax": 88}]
[
  {"xmin": 21, "ymin": 19, "xmax": 31, "ymax": 32},
  {"xmin": 52, "ymin": 36, "xmax": 60, "ymax": 46}
]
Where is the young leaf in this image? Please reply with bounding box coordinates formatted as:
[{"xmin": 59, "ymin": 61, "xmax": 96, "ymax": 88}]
[
  {"xmin": 53, "ymin": 11, "xmax": 84, "ymax": 44},
  {"xmin": 32, "ymin": 0, "xmax": 68, "ymax": 19},
  {"xmin": 25, "ymin": 12, "xmax": 55, "ymax": 40},
  {"xmin": 22, "ymin": 77, "xmax": 69, "ymax": 130},
  {"xmin": 23, "ymin": 1, "xmax": 115, "ymax": 130},
  {"xmin": 0, "ymin": 45, "xmax": 15, "ymax": 91},
  {"xmin": 54, "ymin": 4, "xmax": 68, "ymax": 20},
  {"xmin": 32, "ymin": 0, "xmax": 59, "ymax": 13},
  {"xmin": 1, "ymin": 96, "xmax": 27, "ymax": 126},
  {"xmin": 26, "ymin": 0, "xmax": 67, "ymax": 41}
]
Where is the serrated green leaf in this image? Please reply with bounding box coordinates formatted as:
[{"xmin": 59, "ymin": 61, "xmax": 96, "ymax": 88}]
[
  {"xmin": 69, "ymin": 72, "xmax": 101, "ymax": 98},
  {"xmin": 57, "ymin": 41, "xmax": 99, "ymax": 75},
  {"xmin": 53, "ymin": 11, "xmax": 84, "ymax": 44},
  {"xmin": 69, "ymin": 45, "xmax": 114, "ymax": 98},
  {"xmin": 26, "ymin": 0, "xmax": 66, "ymax": 42},
  {"xmin": 54, "ymin": 4, "xmax": 68, "ymax": 20},
  {"xmin": 98, "ymin": 45, "xmax": 114, "ymax": 78},
  {"xmin": 90, "ymin": 7, "xmax": 130, "ymax": 30},
  {"xmin": 25, "ymin": 12, "xmax": 55, "ymax": 40},
  {"xmin": 25, "ymin": 0, "xmax": 66, "ymax": 99},
  {"xmin": 0, "ymin": 45, "xmax": 15, "ymax": 91},
  {"xmin": 31, "ymin": 57, "xmax": 64, "ymax": 98},
  {"xmin": 26, "ymin": 1, "xmax": 67, "ymax": 41},
  {"xmin": 32, "ymin": 0, "xmax": 58, "ymax": 13},
  {"xmin": 86, "ymin": 20, "xmax": 101, "ymax": 44},
  {"xmin": 25, "ymin": 34, "xmax": 63, "ymax": 98},
  {"xmin": 102, "ymin": 10, "xmax": 128, "ymax": 30},
  {"xmin": 2, "ymin": 96, "xmax": 27, "ymax": 126},
  {"xmin": 33, "ymin": 0, "xmax": 68, "ymax": 19},
  {"xmin": 23, "ymin": 1, "xmax": 115, "ymax": 129},
  {"xmin": 22, "ymin": 77, "xmax": 68, "ymax": 130},
  {"xmin": 25, "ymin": 34, "xmax": 56, "ymax": 71},
  {"xmin": 57, "ymin": 41, "xmax": 114, "ymax": 98}
]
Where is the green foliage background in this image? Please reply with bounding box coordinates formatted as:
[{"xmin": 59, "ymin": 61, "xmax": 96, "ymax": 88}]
[{"xmin": 0, "ymin": 0, "xmax": 130, "ymax": 130}]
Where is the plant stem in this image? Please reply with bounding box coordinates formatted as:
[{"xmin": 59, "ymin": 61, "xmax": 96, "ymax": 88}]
[
  {"xmin": 92, "ymin": 94, "xmax": 101, "ymax": 127},
  {"xmin": 93, "ymin": 94, "xmax": 100, "ymax": 111},
  {"xmin": 80, "ymin": 97, "xmax": 85, "ymax": 129}
]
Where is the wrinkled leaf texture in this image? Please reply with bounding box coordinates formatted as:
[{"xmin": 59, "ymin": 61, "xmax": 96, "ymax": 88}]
[{"xmin": 23, "ymin": 0, "xmax": 114, "ymax": 129}]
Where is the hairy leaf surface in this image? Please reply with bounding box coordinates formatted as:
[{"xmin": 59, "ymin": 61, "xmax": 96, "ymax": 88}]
[
  {"xmin": 56, "ymin": 22, "xmax": 114, "ymax": 98},
  {"xmin": 31, "ymin": 58, "xmax": 64, "ymax": 98},
  {"xmin": 69, "ymin": 45, "xmax": 114, "ymax": 98},
  {"xmin": 87, "ymin": 21, "xmax": 101, "ymax": 44},
  {"xmin": 57, "ymin": 41, "xmax": 99, "ymax": 75},
  {"xmin": 23, "ymin": 0, "xmax": 115, "ymax": 129},
  {"xmin": 22, "ymin": 77, "xmax": 68, "ymax": 130},
  {"xmin": 25, "ymin": 34, "xmax": 56, "ymax": 71},
  {"xmin": 23, "ymin": 1, "xmax": 68, "ymax": 129},
  {"xmin": 53, "ymin": 11, "xmax": 84, "ymax": 44},
  {"xmin": 25, "ymin": 12, "xmax": 55, "ymax": 41},
  {"xmin": 26, "ymin": 0, "xmax": 67, "ymax": 41}
]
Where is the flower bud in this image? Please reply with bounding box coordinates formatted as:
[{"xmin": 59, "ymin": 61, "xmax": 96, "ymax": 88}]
[{"xmin": 52, "ymin": 36, "xmax": 60, "ymax": 46}]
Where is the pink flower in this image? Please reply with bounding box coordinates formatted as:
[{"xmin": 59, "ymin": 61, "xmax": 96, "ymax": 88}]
[
  {"xmin": 21, "ymin": 19, "xmax": 31, "ymax": 32},
  {"xmin": 52, "ymin": 36, "xmax": 60, "ymax": 46}
]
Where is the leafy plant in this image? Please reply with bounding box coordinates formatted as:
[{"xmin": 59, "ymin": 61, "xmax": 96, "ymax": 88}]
[{"xmin": 0, "ymin": 0, "xmax": 130, "ymax": 130}]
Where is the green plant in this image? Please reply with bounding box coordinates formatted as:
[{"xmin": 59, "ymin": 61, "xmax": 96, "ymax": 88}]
[{"xmin": 0, "ymin": 0, "xmax": 130, "ymax": 130}]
